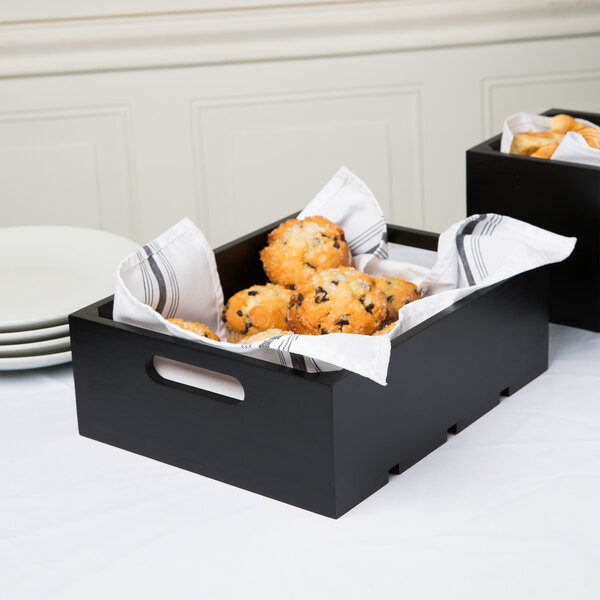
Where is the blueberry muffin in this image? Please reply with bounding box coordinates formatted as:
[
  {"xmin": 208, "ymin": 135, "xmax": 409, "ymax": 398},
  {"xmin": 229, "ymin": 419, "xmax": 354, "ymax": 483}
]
[
  {"xmin": 240, "ymin": 328, "xmax": 293, "ymax": 344},
  {"xmin": 374, "ymin": 276, "xmax": 420, "ymax": 321},
  {"xmin": 167, "ymin": 318, "xmax": 220, "ymax": 341},
  {"xmin": 288, "ymin": 267, "xmax": 387, "ymax": 335},
  {"xmin": 222, "ymin": 284, "xmax": 292, "ymax": 342},
  {"xmin": 260, "ymin": 216, "xmax": 353, "ymax": 288}
]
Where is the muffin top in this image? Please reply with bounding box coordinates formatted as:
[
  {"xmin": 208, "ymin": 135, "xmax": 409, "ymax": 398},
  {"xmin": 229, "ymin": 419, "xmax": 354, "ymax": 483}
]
[
  {"xmin": 222, "ymin": 283, "xmax": 292, "ymax": 340},
  {"xmin": 373, "ymin": 275, "xmax": 420, "ymax": 321},
  {"xmin": 260, "ymin": 216, "xmax": 353, "ymax": 288},
  {"xmin": 287, "ymin": 266, "xmax": 387, "ymax": 336},
  {"xmin": 167, "ymin": 318, "xmax": 220, "ymax": 341}
]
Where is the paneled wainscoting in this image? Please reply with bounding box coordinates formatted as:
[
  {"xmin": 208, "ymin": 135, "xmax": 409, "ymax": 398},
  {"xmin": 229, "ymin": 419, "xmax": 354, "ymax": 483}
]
[{"xmin": 1, "ymin": 2, "xmax": 599, "ymax": 244}]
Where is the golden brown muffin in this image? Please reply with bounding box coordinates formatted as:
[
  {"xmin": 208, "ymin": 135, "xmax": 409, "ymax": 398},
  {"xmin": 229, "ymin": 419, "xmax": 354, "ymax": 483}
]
[
  {"xmin": 372, "ymin": 321, "xmax": 398, "ymax": 336},
  {"xmin": 240, "ymin": 328, "xmax": 293, "ymax": 344},
  {"xmin": 167, "ymin": 318, "xmax": 220, "ymax": 341},
  {"xmin": 260, "ymin": 216, "xmax": 353, "ymax": 288},
  {"xmin": 510, "ymin": 131, "xmax": 564, "ymax": 156},
  {"xmin": 578, "ymin": 126, "xmax": 600, "ymax": 150},
  {"xmin": 222, "ymin": 284, "xmax": 292, "ymax": 342},
  {"xmin": 374, "ymin": 275, "xmax": 420, "ymax": 321},
  {"xmin": 288, "ymin": 267, "xmax": 387, "ymax": 336},
  {"xmin": 531, "ymin": 142, "xmax": 559, "ymax": 159}
]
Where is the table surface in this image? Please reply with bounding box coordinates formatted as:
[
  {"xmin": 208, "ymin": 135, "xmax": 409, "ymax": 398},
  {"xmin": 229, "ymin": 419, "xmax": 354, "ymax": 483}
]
[{"xmin": 1, "ymin": 324, "xmax": 599, "ymax": 599}]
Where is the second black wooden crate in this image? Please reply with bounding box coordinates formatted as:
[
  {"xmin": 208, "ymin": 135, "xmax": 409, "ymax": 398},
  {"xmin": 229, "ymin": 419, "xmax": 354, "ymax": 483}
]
[{"xmin": 467, "ymin": 107, "xmax": 600, "ymax": 331}]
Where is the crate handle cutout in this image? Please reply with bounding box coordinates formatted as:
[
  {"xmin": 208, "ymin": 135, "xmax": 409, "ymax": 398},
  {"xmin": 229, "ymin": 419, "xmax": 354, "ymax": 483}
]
[{"xmin": 150, "ymin": 356, "xmax": 245, "ymax": 404}]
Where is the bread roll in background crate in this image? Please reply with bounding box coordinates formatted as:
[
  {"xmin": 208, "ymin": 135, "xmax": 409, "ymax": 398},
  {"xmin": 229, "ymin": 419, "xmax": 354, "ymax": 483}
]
[{"xmin": 466, "ymin": 108, "xmax": 600, "ymax": 332}]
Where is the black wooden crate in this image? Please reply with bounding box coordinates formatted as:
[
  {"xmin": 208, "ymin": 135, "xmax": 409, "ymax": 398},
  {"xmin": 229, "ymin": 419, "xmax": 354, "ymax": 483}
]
[
  {"xmin": 467, "ymin": 108, "xmax": 600, "ymax": 332},
  {"xmin": 70, "ymin": 219, "xmax": 549, "ymax": 518}
]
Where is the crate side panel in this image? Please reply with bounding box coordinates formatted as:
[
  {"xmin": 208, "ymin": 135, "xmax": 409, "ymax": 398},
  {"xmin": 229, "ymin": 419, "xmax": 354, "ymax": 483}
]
[
  {"xmin": 70, "ymin": 316, "xmax": 337, "ymax": 517},
  {"xmin": 467, "ymin": 149, "xmax": 600, "ymax": 331},
  {"xmin": 215, "ymin": 231, "xmax": 270, "ymax": 300},
  {"xmin": 331, "ymin": 268, "xmax": 548, "ymax": 517}
]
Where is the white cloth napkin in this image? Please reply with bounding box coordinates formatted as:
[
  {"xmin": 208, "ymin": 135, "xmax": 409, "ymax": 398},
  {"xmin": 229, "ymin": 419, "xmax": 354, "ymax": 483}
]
[
  {"xmin": 113, "ymin": 167, "xmax": 575, "ymax": 386},
  {"xmin": 500, "ymin": 112, "xmax": 600, "ymax": 167}
]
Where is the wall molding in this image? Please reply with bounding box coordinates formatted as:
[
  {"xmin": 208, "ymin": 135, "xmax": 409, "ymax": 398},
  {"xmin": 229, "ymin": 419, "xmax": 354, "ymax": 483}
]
[
  {"xmin": 1, "ymin": 0, "xmax": 599, "ymax": 78},
  {"xmin": 482, "ymin": 68, "xmax": 600, "ymax": 137},
  {"xmin": 191, "ymin": 83, "xmax": 425, "ymax": 241},
  {"xmin": 0, "ymin": 105, "xmax": 139, "ymax": 239}
]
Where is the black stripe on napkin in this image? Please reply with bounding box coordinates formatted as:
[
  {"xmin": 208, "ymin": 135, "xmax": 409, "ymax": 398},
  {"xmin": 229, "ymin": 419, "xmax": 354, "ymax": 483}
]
[
  {"xmin": 143, "ymin": 244, "xmax": 167, "ymax": 314},
  {"xmin": 470, "ymin": 226, "xmax": 486, "ymax": 280},
  {"xmin": 348, "ymin": 218, "xmax": 386, "ymax": 253},
  {"xmin": 282, "ymin": 335, "xmax": 307, "ymax": 371},
  {"xmin": 477, "ymin": 213, "xmax": 501, "ymax": 278},
  {"xmin": 151, "ymin": 242, "xmax": 180, "ymax": 319},
  {"xmin": 308, "ymin": 357, "xmax": 321, "ymax": 373},
  {"xmin": 476, "ymin": 214, "xmax": 503, "ymax": 280},
  {"xmin": 366, "ymin": 242, "xmax": 388, "ymax": 259},
  {"xmin": 489, "ymin": 214, "xmax": 503, "ymax": 236},
  {"xmin": 290, "ymin": 353, "xmax": 307, "ymax": 371},
  {"xmin": 258, "ymin": 336, "xmax": 282, "ymax": 349},
  {"xmin": 257, "ymin": 335, "xmax": 289, "ymax": 367},
  {"xmin": 137, "ymin": 250, "xmax": 150, "ymax": 305},
  {"xmin": 456, "ymin": 214, "xmax": 486, "ymax": 286}
]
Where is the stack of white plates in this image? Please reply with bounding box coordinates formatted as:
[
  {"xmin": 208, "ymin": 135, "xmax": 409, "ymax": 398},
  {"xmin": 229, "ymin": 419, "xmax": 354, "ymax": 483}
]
[{"xmin": 0, "ymin": 226, "xmax": 140, "ymax": 371}]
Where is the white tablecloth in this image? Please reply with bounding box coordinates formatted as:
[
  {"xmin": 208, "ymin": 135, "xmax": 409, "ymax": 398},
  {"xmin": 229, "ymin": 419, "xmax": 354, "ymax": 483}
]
[{"xmin": 1, "ymin": 324, "xmax": 599, "ymax": 599}]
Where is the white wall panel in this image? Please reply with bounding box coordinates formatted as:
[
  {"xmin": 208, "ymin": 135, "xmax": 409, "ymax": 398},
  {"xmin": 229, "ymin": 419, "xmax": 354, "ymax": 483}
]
[
  {"xmin": 0, "ymin": 107, "xmax": 137, "ymax": 238},
  {"xmin": 483, "ymin": 70, "xmax": 600, "ymax": 137},
  {"xmin": 1, "ymin": 142, "xmax": 98, "ymax": 227},
  {"xmin": 0, "ymin": 34, "xmax": 599, "ymax": 246},
  {"xmin": 194, "ymin": 87, "xmax": 423, "ymax": 245}
]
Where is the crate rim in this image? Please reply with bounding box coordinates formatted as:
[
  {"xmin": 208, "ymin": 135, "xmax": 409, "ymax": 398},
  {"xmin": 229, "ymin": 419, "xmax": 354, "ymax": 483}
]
[
  {"xmin": 69, "ymin": 217, "xmax": 519, "ymax": 387},
  {"xmin": 466, "ymin": 107, "xmax": 600, "ymax": 173}
]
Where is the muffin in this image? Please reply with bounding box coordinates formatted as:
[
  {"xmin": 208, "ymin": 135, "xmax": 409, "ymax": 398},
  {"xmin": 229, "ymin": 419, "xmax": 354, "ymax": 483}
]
[
  {"xmin": 372, "ymin": 321, "xmax": 398, "ymax": 336},
  {"xmin": 288, "ymin": 267, "xmax": 387, "ymax": 335},
  {"xmin": 167, "ymin": 318, "xmax": 220, "ymax": 341},
  {"xmin": 374, "ymin": 275, "xmax": 420, "ymax": 321},
  {"xmin": 260, "ymin": 216, "xmax": 353, "ymax": 288},
  {"xmin": 222, "ymin": 284, "xmax": 292, "ymax": 342},
  {"xmin": 240, "ymin": 328, "xmax": 293, "ymax": 344}
]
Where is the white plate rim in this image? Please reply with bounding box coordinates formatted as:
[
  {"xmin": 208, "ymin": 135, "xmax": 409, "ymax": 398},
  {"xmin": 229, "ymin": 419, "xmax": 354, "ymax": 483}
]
[
  {"xmin": 0, "ymin": 350, "xmax": 72, "ymax": 371},
  {"xmin": 0, "ymin": 314, "xmax": 68, "ymax": 334},
  {"xmin": 0, "ymin": 336, "xmax": 71, "ymax": 358},
  {"xmin": 0, "ymin": 225, "xmax": 138, "ymax": 332},
  {"xmin": 0, "ymin": 323, "xmax": 70, "ymax": 345}
]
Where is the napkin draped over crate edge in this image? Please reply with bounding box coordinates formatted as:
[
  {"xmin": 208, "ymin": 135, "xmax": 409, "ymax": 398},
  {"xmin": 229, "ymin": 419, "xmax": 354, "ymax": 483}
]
[
  {"xmin": 113, "ymin": 167, "xmax": 575, "ymax": 387},
  {"xmin": 500, "ymin": 112, "xmax": 600, "ymax": 168}
]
